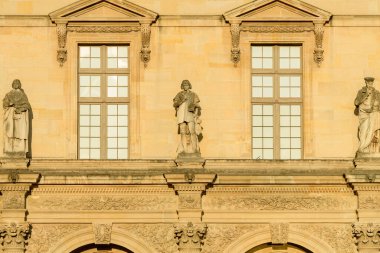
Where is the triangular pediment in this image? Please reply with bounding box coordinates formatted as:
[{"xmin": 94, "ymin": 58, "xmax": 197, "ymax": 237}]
[
  {"xmin": 49, "ymin": 0, "xmax": 158, "ymax": 22},
  {"xmin": 224, "ymin": 0, "xmax": 331, "ymax": 22}
]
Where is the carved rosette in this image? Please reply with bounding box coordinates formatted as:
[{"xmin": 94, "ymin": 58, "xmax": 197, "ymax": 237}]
[
  {"xmin": 313, "ymin": 22, "xmax": 325, "ymax": 66},
  {"xmin": 352, "ymin": 223, "xmax": 380, "ymax": 248},
  {"xmin": 140, "ymin": 23, "xmax": 152, "ymax": 67},
  {"xmin": 270, "ymin": 223, "xmax": 289, "ymax": 244},
  {"xmin": 56, "ymin": 22, "xmax": 67, "ymax": 67},
  {"xmin": 93, "ymin": 223, "xmax": 112, "ymax": 245},
  {"xmin": 230, "ymin": 23, "xmax": 241, "ymax": 66},
  {"xmin": 0, "ymin": 222, "xmax": 30, "ymax": 253},
  {"xmin": 174, "ymin": 222, "xmax": 207, "ymax": 253}
]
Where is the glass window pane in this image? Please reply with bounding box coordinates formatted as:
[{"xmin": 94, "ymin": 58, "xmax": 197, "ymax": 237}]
[
  {"xmin": 291, "ymin": 127, "xmax": 301, "ymax": 137},
  {"xmin": 118, "ymin": 58, "xmax": 128, "ymax": 68},
  {"xmin": 263, "ymin": 116, "xmax": 273, "ymax": 126},
  {"xmin": 118, "ymin": 138, "xmax": 128, "ymax": 148},
  {"xmin": 252, "ymin": 116, "xmax": 262, "ymax": 126},
  {"xmin": 291, "ymin": 116, "xmax": 301, "ymax": 126},
  {"xmin": 280, "ymin": 149, "xmax": 291, "ymax": 159},
  {"xmin": 252, "ymin": 149, "xmax": 263, "ymax": 159},
  {"xmin": 252, "ymin": 46, "xmax": 262, "ymax": 57},
  {"xmin": 263, "ymin": 105, "xmax": 273, "ymax": 115},
  {"xmin": 80, "ymin": 149, "xmax": 89, "ymax": 159},
  {"xmin": 252, "ymin": 58, "xmax": 262, "ymax": 69},
  {"xmin": 262, "ymin": 58, "xmax": 272, "ymax": 69},
  {"xmin": 118, "ymin": 149, "xmax": 128, "ymax": 159},
  {"xmin": 291, "ymin": 149, "xmax": 301, "ymax": 159},
  {"xmin": 80, "ymin": 58, "xmax": 90, "ymax": 68},
  {"xmin": 108, "ymin": 87, "xmax": 117, "ymax": 97},
  {"xmin": 118, "ymin": 105, "xmax": 128, "ymax": 115},
  {"xmin": 90, "ymin": 149, "xmax": 100, "ymax": 159},
  {"xmin": 263, "ymin": 127, "xmax": 273, "ymax": 137},
  {"xmin": 252, "ymin": 138, "xmax": 263, "ymax": 148},
  {"xmin": 80, "ymin": 116, "xmax": 90, "ymax": 126},
  {"xmin": 90, "ymin": 87, "xmax": 100, "ymax": 97},
  {"xmin": 118, "ymin": 87, "xmax": 128, "ymax": 97},
  {"xmin": 80, "ymin": 105, "xmax": 90, "ymax": 115},
  {"xmin": 291, "ymin": 138, "xmax": 301, "ymax": 148},
  {"xmin": 280, "ymin": 138, "xmax": 291, "ymax": 148},
  {"xmin": 108, "ymin": 59, "xmax": 117, "ymax": 68},
  {"xmin": 80, "ymin": 76, "xmax": 90, "ymax": 86},
  {"xmin": 108, "ymin": 138, "xmax": 117, "ymax": 148},
  {"xmin": 108, "ymin": 127, "xmax": 118, "ymax": 137},
  {"xmin": 263, "ymin": 149, "xmax": 273, "ymax": 159},
  {"xmin": 280, "ymin": 87, "xmax": 290, "ymax": 97},
  {"xmin": 80, "ymin": 87, "xmax": 90, "ymax": 97},
  {"xmin": 91, "ymin": 47, "xmax": 100, "ymax": 57},
  {"xmin": 108, "ymin": 116, "xmax": 118, "ymax": 126},
  {"xmin": 280, "ymin": 76, "xmax": 290, "ymax": 86},
  {"xmin": 91, "ymin": 105, "xmax": 100, "ymax": 115},
  {"xmin": 262, "ymin": 76, "xmax": 273, "ymax": 86},
  {"xmin": 91, "ymin": 58, "xmax": 100, "ymax": 68},
  {"xmin": 252, "ymin": 76, "xmax": 263, "ymax": 86},
  {"xmin": 263, "ymin": 47, "xmax": 273, "ymax": 57},
  {"xmin": 108, "ymin": 105, "xmax": 118, "ymax": 115},
  {"xmin": 90, "ymin": 138, "xmax": 100, "ymax": 148},
  {"xmin": 280, "ymin": 127, "xmax": 291, "ymax": 137},
  {"xmin": 91, "ymin": 127, "xmax": 100, "ymax": 137},
  {"xmin": 118, "ymin": 76, "xmax": 128, "ymax": 86},
  {"xmin": 118, "ymin": 127, "xmax": 128, "ymax": 137},
  {"xmin": 252, "ymin": 105, "xmax": 262, "ymax": 115},
  {"xmin": 80, "ymin": 127, "xmax": 90, "ymax": 137},
  {"xmin": 280, "ymin": 47, "xmax": 290, "ymax": 57},
  {"xmin": 262, "ymin": 87, "xmax": 273, "ymax": 98},
  {"xmin": 290, "ymin": 47, "xmax": 300, "ymax": 57},
  {"xmin": 280, "ymin": 116, "xmax": 290, "ymax": 126},
  {"xmin": 108, "ymin": 149, "xmax": 117, "ymax": 159},
  {"xmin": 118, "ymin": 116, "xmax": 128, "ymax": 126},
  {"xmin": 108, "ymin": 76, "xmax": 118, "ymax": 86},
  {"xmin": 252, "ymin": 127, "xmax": 263, "ymax": 137},
  {"xmin": 108, "ymin": 47, "xmax": 117, "ymax": 57},
  {"xmin": 263, "ymin": 138, "xmax": 273, "ymax": 148},
  {"xmin": 80, "ymin": 47, "xmax": 90, "ymax": 57},
  {"xmin": 280, "ymin": 58, "xmax": 290, "ymax": 69},
  {"xmin": 280, "ymin": 105, "xmax": 290, "ymax": 115},
  {"xmin": 290, "ymin": 58, "xmax": 300, "ymax": 69},
  {"xmin": 118, "ymin": 46, "xmax": 128, "ymax": 57},
  {"xmin": 291, "ymin": 105, "xmax": 301, "ymax": 115},
  {"xmin": 80, "ymin": 138, "xmax": 89, "ymax": 148},
  {"xmin": 291, "ymin": 76, "xmax": 301, "ymax": 86},
  {"xmin": 252, "ymin": 87, "xmax": 263, "ymax": 98},
  {"xmin": 91, "ymin": 76, "xmax": 100, "ymax": 86},
  {"xmin": 290, "ymin": 87, "xmax": 301, "ymax": 97},
  {"xmin": 91, "ymin": 116, "xmax": 100, "ymax": 126}
]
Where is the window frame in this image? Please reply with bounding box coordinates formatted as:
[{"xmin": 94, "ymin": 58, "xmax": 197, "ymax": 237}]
[
  {"xmin": 77, "ymin": 44, "xmax": 130, "ymax": 160},
  {"xmin": 251, "ymin": 44, "xmax": 304, "ymax": 159}
]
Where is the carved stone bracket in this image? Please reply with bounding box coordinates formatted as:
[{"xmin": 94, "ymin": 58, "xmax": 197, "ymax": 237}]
[
  {"xmin": 140, "ymin": 22, "xmax": 152, "ymax": 67},
  {"xmin": 174, "ymin": 222, "xmax": 207, "ymax": 253},
  {"xmin": 313, "ymin": 21, "xmax": 325, "ymax": 67},
  {"xmin": 270, "ymin": 223, "xmax": 289, "ymax": 244},
  {"xmin": 0, "ymin": 222, "xmax": 30, "ymax": 253},
  {"xmin": 352, "ymin": 223, "xmax": 380, "ymax": 250},
  {"xmin": 56, "ymin": 22, "xmax": 67, "ymax": 67},
  {"xmin": 93, "ymin": 223, "xmax": 112, "ymax": 245},
  {"xmin": 230, "ymin": 22, "xmax": 241, "ymax": 66}
]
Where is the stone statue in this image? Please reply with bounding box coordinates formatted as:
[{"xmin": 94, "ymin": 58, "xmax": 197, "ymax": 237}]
[
  {"xmin": 354, "ymin": 77, "xmax": 380, "ymax": 155},
  {"xmin": 173, "ymin": 80, "xmax": 202, "ymax": 157},
  {"xmin": 3, "ymin": 79, "xmax": 31, "ymax": 157}
]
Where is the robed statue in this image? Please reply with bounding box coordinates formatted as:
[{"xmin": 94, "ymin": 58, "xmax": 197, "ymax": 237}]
[
  {"xmin": 3, "ymin": 79, "xmax": 31, "ymax": 157},
  {"xmin": 354, "ymin": 77, "xmax": 380, "ymax": 155},
  {"xmin": 173, "ymin": 80, "xmax": 202, "ymax": 157}
]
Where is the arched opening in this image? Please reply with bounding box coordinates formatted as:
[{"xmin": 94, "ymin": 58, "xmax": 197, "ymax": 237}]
[
  {"xmin": 246, "ymin": 243, "xmax": 313, "ymax": 253},
  {"xmin": 70, "ymin": 243, "xmax": 133, "ymax": 253}
]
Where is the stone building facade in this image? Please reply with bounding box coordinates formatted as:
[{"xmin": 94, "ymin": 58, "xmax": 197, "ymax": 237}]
[{"xmin": 0, "ymin": 0, "xmax": 380, "ymax": 252}]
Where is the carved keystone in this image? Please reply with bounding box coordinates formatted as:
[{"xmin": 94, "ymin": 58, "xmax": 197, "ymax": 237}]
[
  {"xmin": 270, "ymin": 223, "xmax": 289, "ymax": 245},
  {"xmin": 174, "ymin": 222, "xmax": 207, "ymax": 253},
  {"xmin": 0, "ymin": 222, "xmax": 30, "ymax": 253},
  {"xmin": 93, "ymin": 223, "xmax": 112, "ymax": 245}
]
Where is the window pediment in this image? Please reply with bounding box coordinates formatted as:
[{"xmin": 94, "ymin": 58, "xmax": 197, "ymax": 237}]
[
  {"xmin": 49, "ymin": 0, "xmax": 158, "ymax": 67},
  {"xmin": 223, "ymin": 0, "xmax": 331, "ymax": 66}
]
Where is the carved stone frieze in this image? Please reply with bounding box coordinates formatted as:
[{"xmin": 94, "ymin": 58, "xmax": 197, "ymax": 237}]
[
  {"xmin": 203, "ymin": 194, "xmax": 356, "ymax": 211},
  {"xmin": 0, "ymin": 222, "xmax": 30, "ymax": 252},
  {"xmin": 179, "ymin": 194, "xmax": 201, "ymax": 209},
  {"xmin": 93, "ymin": 223, "xmax": 112, "ymax": 245},
  {"xmin": 117, "ymin": 224, "xmax": 177, "ymax": 253},
  {"xmin": 28, "ymin": 195, "xmax": 176, "ymax": 211},
  {"xmin": 2, "ymin": 191, "xmax": 25, "ymax": 209},
  {"xmin": 270, "ymin": 223, "xmax": 289, "ymax": 244},
  {"xmin": 27, "ymin": 224, "xmax": 89, "ymax": 253},
  {"xmin": 67, "ymin": 26, "xmax": 140, "ymax": 33},
  {"xmin": 56, "ymin": 22, "xmax": 67, "ymax": 67},
  {"xmin": 174, "ymin": 222, "xmax": 207, "ymax": 252},
  {"xmin": 352, "ymin": 223, "xmax": 380, "ymax": 248},
  {"xmin": 241, "ymin": 26, "xmax": 314, "ymax": 33},
  {"xmin": 359, "ymin": 195, "xmax": 380, "ymax": 209},
  {"xmin": 294, "ymin": 224, "xmax": 356, "ymax": 253},
  {"xmin": 201, "ymin": 224, "xmax": 266, "ymax": 253}
]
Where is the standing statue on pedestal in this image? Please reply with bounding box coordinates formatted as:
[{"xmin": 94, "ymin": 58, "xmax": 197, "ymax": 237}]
[
  {"xmin": 354, "ymin": 77, "xmax": 380, "ymax": 155},
  {"xmin": 3, "ymin": 79, "xmax": 31, "ymax": 157},
  {"xmin": 173, "ymin": 80, "xmax": 202, "ymax": 158}
]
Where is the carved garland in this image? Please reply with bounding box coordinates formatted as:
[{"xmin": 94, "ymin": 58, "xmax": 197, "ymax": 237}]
[
  {"xmin": 54, "ymin": 23, "xmax": 152, "ymax": 67},
  {"xmin": 228, "ymin": 22, "xmax": 327, "ymax": 66}
]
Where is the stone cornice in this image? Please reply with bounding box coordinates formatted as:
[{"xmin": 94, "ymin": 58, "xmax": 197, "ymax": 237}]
[{"xmin": 207, "ymin": 185, "xmax": 354, "ymax": 194}]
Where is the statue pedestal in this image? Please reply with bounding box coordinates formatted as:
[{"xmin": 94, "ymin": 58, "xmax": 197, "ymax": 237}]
[
  {"xmin": 356, "ymin": 152, "xmax": 380, "ymax": 159},
  {"xmin": 175, "ymin": 153, "xmax": 204, "ymax": 169}
]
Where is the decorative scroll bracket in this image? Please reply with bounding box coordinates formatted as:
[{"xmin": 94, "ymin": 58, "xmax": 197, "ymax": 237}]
[
  {"xmin": 230, "ymin": 22, "xmax": 241, "ymax": 67},
  {"xmin": 313, "ymin": 21, "xmax": 325, "ymax": 67},
  {"xmin": 56, "ymin": 22, "xmax": 68, "ymax": 67},
  {"xmin": 140, "ymin": 22, "xmax": 152, "ymax": 68}
]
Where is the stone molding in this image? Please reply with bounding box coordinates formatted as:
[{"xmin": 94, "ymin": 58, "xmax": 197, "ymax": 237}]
[
  {"xmin": 270, "ymin": 223, "xmax": 289, "ymax": 244},
  {"xmin": 206, "ymin": 185, "xmax": 353, "ymax": 194},
  {"xmin": 48, "ymin": 0, "xmax": 158, "ymax": 67},
  {"xmin": 174, "ymin": 222, "xmax": 207, "ymax": 252},
  {"xmin": 0, "ymin": 222, "xmax": 30, "ymax": 253},
  {"xmin": 223, "ymin": 0, "xmax": 331, "ymax": 66},
  {"xmin": 30, "ymin": 185, "xmax": 174, "ymax": 194},
  {"xmin": 93, "ymin": 223, "xmax": 112, "ymax": 245},
  {"xmin": 352, "ymin": 223, "xmax": 380, "ymax": 249}
]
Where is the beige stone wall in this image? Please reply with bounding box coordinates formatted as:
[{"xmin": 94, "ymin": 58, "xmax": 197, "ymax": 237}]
[{"xmin": 1, "ymin": 1, "xmax": 380, "ymax": 159}]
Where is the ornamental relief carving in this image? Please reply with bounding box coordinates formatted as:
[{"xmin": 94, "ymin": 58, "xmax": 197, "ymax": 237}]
[
  {"xmin": 93, "ymin": 223, "xmax": 112, "ymax": 245},
  {"xmin": 359, "ymin": 195, "xmax": 380, "ymax": 209},
  {"xmin": 294, "ymin": 224, "xmax": 356, "ymax": 253},
  {"xmin": 201, "ymin": 224, "xmax": 266, "ymax": 253},
  {"xmin": 178, "ymin": 194, "xmax": 201, "ymax": 209},
  {"xmin": 2, "ymin": 191, "xmax": 25, "ymax": 209},
  {"xmin": 28, "ymin": 195, "xmax": 177, "ymax": 211},
  {"xmin": 203, "ymin": 194, "xmax": 356, "ymax": 211},
  {"xmin": 117, "ymin": 224, "xmax": 177, "ymax": 253},
  {"xmin": 352, "ymin": 223, "xmax": 380, "ymax": 247},
  {"xmin": 27, "ymin": 224, "xmax": 89, "ymax": 253}
]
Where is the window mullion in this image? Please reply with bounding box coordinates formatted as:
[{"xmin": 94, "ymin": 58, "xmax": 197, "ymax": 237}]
[{"xmin": 100, "ymin": 103, "xmax": 107, "ymax": 159}]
